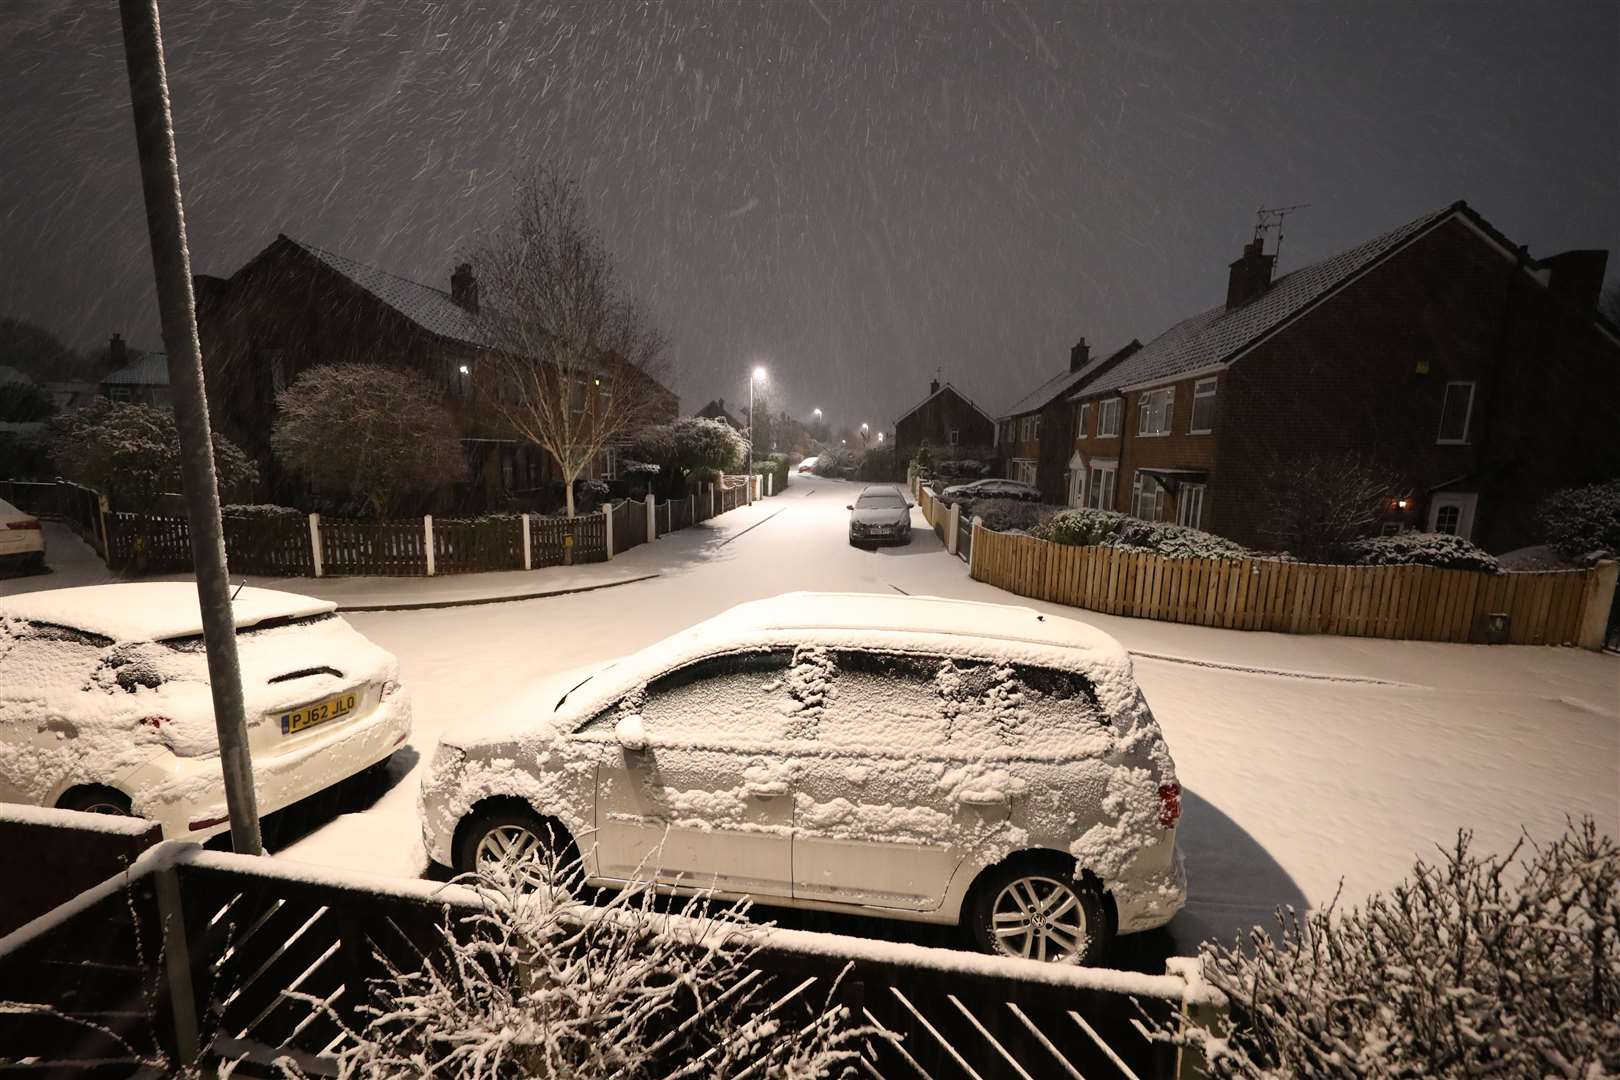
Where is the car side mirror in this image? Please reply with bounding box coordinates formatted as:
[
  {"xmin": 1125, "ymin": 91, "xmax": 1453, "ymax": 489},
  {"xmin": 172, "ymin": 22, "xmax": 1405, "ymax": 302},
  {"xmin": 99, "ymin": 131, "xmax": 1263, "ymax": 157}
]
[{"xmin": 615, "ymin": 714, "xmax": 649, "ymax": 752}]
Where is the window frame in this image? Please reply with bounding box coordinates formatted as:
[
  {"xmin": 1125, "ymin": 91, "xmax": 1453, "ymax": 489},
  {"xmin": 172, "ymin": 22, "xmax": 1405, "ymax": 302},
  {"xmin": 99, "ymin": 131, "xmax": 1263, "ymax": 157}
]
[
  {"xmin": 1189, "ymin": 378, "xmax": 1217, "ymax": 435},
  {"xmin": 1096, "ymin": 398, "xmax": 1121, "ymax": 438},
  {"xmin": 1137, "ymin": 386, "xmax": 1175, "ymax": 437},
  {"xmin": 1436, "ymin": 381, "xmax": 1476, "ymax": 445},
  {"xmin": 1131, "ymin": 470, "xmax": 1166, "ymax": 521},
  {"xmin": 1075, "ymin": 402, "xmax": 1090, "ymax": 439},
  {"xmin": 1086, "ymin": 461, "xmax": 1117, "ymax": 511}
]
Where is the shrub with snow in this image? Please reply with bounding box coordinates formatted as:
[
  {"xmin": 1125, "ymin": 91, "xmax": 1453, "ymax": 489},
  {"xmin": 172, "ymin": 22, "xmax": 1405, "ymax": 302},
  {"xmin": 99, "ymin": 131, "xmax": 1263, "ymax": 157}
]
[
  {"xmin": 811, "ymin": 446, "xmax": 861, "ymax": 478},
  {"xmin": 964, "ymin": 498, "xmax": 1062, "ymax": 533},
  {"xmin": 1344, "ymin": 531, "xmax": 1500, "ymax": 572},
  {"xmin": 1147, "ymin": 817, "xmax": 1619, "ymax": 1078},
  {"xmin": 1029, "ymin": 509, "xmax": 1257, "ymax": 560},
  {"xmin": 220, "ymin": 503, "xmax": 303, "ymax": 519},
  {"xmin": 1537, "ymin": 479, "xmax": 1620, "ymax": 559},
  {"xmin": 287, "ymin": 858, "xmax": 881, "ymax": 1078},
  {"xmin": 50, "ymin": 398, "xmax": 257, "ymax": 512}
]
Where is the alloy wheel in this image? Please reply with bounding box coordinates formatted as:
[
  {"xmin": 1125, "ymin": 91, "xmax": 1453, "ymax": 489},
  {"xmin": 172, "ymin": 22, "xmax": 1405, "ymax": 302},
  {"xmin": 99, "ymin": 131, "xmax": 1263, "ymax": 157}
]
[
  {"xmin": 989, "ymin": 874, "xmax": 1088, "ymax": 962},
  {"xmin": 474, "ymin": 824, "xmax": 551, "ymax": 888}
]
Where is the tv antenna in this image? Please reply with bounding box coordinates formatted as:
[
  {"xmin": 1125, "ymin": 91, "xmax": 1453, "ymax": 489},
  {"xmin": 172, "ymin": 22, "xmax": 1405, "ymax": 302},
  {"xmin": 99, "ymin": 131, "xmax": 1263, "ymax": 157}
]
[{"xmin": 1254, "ymin": 203, "xmax": 1310, "ymax": 268}]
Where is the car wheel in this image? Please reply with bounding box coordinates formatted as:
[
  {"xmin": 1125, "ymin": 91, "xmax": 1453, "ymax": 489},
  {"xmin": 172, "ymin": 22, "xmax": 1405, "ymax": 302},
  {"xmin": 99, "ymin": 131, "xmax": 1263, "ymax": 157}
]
[
  {"xmin": 968, "ymin": 860, "xmax": 1111, "ymax": 964},
  {"xmin": 455, "ymin": 806, "xmax": 573, "ymax": 890},
  {"xmin": 57, "ymin": 785, "xmax": 134, "ymax": 817}
]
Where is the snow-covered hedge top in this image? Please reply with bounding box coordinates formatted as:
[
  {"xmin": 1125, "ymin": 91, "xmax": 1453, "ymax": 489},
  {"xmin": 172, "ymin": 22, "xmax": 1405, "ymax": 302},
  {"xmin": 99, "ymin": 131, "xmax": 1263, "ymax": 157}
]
[
  {"xmin": 220, "ymin": 503, "xmax": 303, "ymax": 519},
  {"xmin": 1344, "ymin": 531, "xmax": 1500, "ymax": 573},
  {"xmin": 1031, "ymin": 509, "xmax": 1257, "ymax": 560},
  {"xmin": 0, "ymin": 582, "xmax": 335, "ymax": 642}
]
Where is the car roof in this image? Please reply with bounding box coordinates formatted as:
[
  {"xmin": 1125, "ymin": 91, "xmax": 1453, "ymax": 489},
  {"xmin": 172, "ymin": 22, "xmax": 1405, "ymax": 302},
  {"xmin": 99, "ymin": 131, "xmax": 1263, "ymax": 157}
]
[
  {"xmin": 0, "ymin": 583, "xmax": 338, "ymax": 642},
  {"xmin": 857, "ymin": 486, "xmax": 903, "ymax": 496},
  {"xmin": 704, "ymin": 591, "xmax": 1126, "ymax": 658}
]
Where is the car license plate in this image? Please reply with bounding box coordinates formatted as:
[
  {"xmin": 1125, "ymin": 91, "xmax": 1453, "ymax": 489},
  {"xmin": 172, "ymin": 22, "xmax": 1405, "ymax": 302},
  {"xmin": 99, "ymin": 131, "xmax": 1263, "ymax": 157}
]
[{"xmin": 280, "ymin": 691, "xmax": 358, "ymax": 735}]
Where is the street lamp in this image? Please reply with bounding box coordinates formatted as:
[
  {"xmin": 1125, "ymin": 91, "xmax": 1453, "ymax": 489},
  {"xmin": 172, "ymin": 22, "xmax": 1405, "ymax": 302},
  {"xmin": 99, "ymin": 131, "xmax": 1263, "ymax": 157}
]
[
  {"xmin": 860, "ymin": 421, "xmax": 870, "ymax": 446},
  {"xmin": 749, "ymin": 365, "xmax": 767, "ymax": 480},
  {"xmin": 877, "ymin": 431, "xmax": 884, "ymax": 444}
]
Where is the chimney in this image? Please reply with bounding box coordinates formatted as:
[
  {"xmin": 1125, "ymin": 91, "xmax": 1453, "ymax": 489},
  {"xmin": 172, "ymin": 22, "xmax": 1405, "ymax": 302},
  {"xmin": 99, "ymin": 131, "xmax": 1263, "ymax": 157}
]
[
  {"xmin": 1539, "ymin": 250, "xmax": 1608, "ymax": 311},
  {"xmin": 109, "ymin": 333, "xmax": 127, "ymax": 368},
  {"xmin": 929, "ymin": 378, "xmax": 940, "ymax": 396},
  {"xmin": 1069, "ymin": 337, "xmax": 1091, "ymax": 373},
  {"xmin": 1226, "ymin": 238, "xmax": 1276, "ymax": 309},
  {"xmin": 450, "ymin": 263, "xmax": 479, "ymax": 313}
]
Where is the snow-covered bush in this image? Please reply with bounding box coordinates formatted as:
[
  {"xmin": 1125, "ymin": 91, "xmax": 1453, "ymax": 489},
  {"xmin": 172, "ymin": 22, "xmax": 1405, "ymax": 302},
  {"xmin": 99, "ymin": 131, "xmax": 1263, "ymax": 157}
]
[
  {"xmin": 966, "ymin": 498, "xmax": 1062, "ymax": 533},
  {"xmin": 620, "ymin": 460, "xmax": 661, "ymax": 478},
  {"xmin": 1030, "ymin": 509, "xmax": 1256, "ymax": 560},
  {"xmin": 50, "ymin": 398, "xmax": 257, "ymax": 512},
  {"xmin": 1537, "ymin": 479, "xmax": 1620, "ymax": 559},
  {"xmin": 1146, "ymin": 817, "xmax": 1619, "ymax": 1078},
  {"xmin": 272, "ymin": 365, "xmax": 464, "ymax": 519},
  {"xmin": 287, "ymin": 857, "xmax": 881, "ymax": 1078},
  {"xmin": 932, "ymin": 455, "xmax": 993, "ymax": 481},
  {"xmin": 1344, "ymin": 531, "xmax": 1500, "ymax": 572},
  {"xmin": 811, "ymin": 446, "xmax": 861, "ymax": 478}
]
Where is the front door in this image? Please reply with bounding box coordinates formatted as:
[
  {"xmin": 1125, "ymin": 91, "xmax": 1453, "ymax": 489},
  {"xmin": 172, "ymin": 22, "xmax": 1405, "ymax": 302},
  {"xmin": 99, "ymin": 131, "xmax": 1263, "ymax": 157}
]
[{"xmin": 589, "ymin": 650, "xmax": 795, "ymax": 899}]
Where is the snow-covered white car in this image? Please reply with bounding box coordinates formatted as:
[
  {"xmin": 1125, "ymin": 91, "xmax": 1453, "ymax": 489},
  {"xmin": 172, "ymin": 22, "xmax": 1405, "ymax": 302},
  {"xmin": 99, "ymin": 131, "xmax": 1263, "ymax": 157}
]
[
  {"xmin": 847, "ymin": 485, "xmax": 913, "ymax": 546},
  {"xmin": 796, "ymin": 456, "xmax": 819, "ymax": 474},
  {"xmin": 0, "ymin": 583, "xmax": 412, "ymax": 838},
  {"xmin": 0, "ymin": 498, "xmax": 45, "ymax": 573},
  {"xmin": 420, "ymin": 592, "xmax": 1185, "ymax": 964},
  {"xmin": 937, "ymin": 478, "xmax": 1043, "ymax": 505}
]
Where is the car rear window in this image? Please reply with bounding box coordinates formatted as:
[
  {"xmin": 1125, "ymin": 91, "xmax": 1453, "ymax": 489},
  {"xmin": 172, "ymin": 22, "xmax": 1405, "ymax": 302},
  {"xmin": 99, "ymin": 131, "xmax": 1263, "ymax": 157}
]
[{"xmin": 856, "ymin": 493, "xmax": 906, "ymax": 509}]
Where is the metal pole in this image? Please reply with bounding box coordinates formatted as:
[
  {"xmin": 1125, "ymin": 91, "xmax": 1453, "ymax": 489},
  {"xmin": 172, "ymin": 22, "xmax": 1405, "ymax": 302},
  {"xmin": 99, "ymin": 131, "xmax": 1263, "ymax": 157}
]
[
  {"xmin": 119, "ymin": 0, "xmax": 261, "ymax": 855},
  {"xmin": 748, "ymin": 377, "xmax": 754, "ymax": 480}
]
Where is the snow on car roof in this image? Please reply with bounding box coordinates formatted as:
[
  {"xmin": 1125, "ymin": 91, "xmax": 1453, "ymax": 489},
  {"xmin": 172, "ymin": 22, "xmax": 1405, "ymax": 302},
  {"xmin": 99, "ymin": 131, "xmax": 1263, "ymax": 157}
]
[
  {"xmin": 0, "ymin": 583, "xmax": 337, "ymax": 642},
  {"xmin": 707, "ymin": 592, "xmax": 1128, "ymax": 659}
]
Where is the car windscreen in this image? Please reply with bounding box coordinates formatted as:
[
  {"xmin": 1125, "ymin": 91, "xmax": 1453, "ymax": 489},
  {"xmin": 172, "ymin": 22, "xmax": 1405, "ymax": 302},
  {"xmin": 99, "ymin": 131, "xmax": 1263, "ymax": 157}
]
[{"xmin": 856, "ymin": 494, "xmax": 906, "ymax": 509}]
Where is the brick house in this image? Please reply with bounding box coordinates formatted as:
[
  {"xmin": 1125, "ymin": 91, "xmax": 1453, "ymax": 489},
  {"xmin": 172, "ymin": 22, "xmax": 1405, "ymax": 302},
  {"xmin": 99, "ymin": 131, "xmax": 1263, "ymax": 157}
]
[
  {"xmin": 1063, "ymin": 201, "xmax": 1620, "ymax": 553},
  {"xmin": 995, "ymin": 338, "xmax": 1140, "ymax": 498},
  {"xmin": 892, "ymin": 379, "xmax": 996, "ymax": 464},
  {"xmin": 194, "ymin": 235, "xmax": 678, "ymax": 511}
]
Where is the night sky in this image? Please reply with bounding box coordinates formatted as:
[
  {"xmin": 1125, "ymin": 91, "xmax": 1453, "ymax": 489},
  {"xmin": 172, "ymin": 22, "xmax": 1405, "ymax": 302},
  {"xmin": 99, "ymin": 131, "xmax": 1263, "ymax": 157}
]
[{"xmin": 3, "ymin": 1, "xmax": 1616, "ymax": 429}]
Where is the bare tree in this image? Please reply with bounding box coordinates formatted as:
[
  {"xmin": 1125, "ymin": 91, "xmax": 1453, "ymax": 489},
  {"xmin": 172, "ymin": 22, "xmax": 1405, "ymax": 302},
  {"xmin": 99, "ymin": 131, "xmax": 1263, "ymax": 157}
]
[
  {"xmin": 474, "ymin": 170, "xmax": 675, "ymax": 516},
  {"xmin": 1251, "ymin": 449, "xmax": 1399, "ymax": 561},
  {"xmin": 272, "ymin": 364, "xmax": 465, "ymax": 519}
]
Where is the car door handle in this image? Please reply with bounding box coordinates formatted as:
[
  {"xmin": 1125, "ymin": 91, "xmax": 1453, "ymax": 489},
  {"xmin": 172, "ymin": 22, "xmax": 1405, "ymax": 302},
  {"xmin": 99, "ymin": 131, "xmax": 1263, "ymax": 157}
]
[
  {"xmin": 957, "ymin": 789, "xmax": 1007, "ymax": 806},
  {"xmin": 744, "ymin": 782, "xmax": 789, "ymax": 799}
]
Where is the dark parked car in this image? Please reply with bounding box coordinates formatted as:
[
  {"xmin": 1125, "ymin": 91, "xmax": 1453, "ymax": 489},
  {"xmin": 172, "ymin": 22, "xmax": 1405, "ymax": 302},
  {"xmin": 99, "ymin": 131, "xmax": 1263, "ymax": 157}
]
[
  {"xmin": 937, "ymin": 479, "xmax": 1043, "ymax": 506},
  {"xmin": 848, "ymin": 486, "xmax": 914, "ymax": 547}
]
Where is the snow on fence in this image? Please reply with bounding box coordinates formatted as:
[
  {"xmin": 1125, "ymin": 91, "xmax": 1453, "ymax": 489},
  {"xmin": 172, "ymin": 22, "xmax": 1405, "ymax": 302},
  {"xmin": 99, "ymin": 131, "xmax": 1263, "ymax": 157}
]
[
  {"xmin": 970, "ymin": 525, "xmax": 1620, "ymax": 649},
  {"xmin": 0, "ymin": 842, "xmax": 1215, "ymax": 1078},
  {"xmin": 5, "ymin": 479, "xmax": 748, "ymax": 579}
]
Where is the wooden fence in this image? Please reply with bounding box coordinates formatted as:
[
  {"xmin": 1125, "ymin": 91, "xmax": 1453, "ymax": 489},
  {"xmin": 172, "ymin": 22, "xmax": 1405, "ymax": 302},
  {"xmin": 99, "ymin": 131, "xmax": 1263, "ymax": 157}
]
[
  {"xmin": 970, "ymin": 526, "xmax": 1619, "ymax": 649},
  {"xmin": 0, "ymin": 841, "xmax": 1214, "ymax": 1078},
  {"xmin": 6, "ymin": 478, "xmax": 751, "ymax": 581}
]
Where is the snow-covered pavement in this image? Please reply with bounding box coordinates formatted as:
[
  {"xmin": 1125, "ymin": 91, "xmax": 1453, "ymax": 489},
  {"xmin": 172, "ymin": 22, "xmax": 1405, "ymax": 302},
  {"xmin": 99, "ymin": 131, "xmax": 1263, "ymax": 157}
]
[{"xmin": 11, "ymin": 477, "xmax": 1617, "ymax": 959}]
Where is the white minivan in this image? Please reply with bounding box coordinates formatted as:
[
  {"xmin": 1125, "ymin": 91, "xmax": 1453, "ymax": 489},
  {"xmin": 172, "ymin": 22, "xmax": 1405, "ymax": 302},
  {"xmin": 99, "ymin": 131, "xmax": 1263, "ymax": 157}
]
[{"xmin": 420, "ymin": 592, "xmax": 1186, "ymax": 964}]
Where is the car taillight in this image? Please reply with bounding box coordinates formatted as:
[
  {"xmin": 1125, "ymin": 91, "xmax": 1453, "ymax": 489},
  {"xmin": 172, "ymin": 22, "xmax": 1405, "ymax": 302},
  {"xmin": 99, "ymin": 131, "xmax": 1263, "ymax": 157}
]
[
  {"xmin": 1158, "ymin": 782, "xmax": 1181, "ymax": 828},
  {"xmin": 5, "ymin": 520, "xmax": 41, "ymax": 530}
]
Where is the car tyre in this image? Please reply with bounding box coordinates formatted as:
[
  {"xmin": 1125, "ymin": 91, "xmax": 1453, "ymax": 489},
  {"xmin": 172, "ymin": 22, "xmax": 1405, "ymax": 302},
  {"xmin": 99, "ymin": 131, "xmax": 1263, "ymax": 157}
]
[
  {"xmin": 454, "ymin": 805, "xmax": 575, "ymax": 890},
  {"xmin": 57, "ymin": 785, "xmax": 134, "ymax": 817},
  {"xmin": 967, "ymin": 859, "xmax": 1111, "ymax": 965}
]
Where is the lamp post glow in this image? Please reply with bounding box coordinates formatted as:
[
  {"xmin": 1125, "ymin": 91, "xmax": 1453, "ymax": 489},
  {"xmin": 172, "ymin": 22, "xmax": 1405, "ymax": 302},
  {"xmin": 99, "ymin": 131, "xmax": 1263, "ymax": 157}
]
[
  {"xmin": 749, "ymin": 365, "xmax": 767, "ymax": 480},
  {"xmin": 861, "ymin": 421, "xmax": 870, "ymax": 446}
]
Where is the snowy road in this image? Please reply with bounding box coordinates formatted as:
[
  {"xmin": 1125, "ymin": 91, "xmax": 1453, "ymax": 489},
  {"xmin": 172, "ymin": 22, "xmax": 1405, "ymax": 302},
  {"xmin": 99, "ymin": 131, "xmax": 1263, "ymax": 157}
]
[{"xmin": 18, "ymin": 475, "xmax": 1615, "ymax": 961}]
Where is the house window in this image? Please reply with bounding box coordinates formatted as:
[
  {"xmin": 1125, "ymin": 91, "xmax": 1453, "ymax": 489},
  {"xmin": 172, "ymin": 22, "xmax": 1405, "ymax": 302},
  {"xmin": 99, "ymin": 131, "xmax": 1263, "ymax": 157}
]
[
  {"xmin": 1426, "ymin": 492, "xmax": 1478, "ymax": 540},
  {"xmin": 947, "ymin": 428, "xmax": 960, "ymax": 446},
  {"xmin": 1076, "ymin": 402, "xmax": 1090, "ymax": 439},
  {"xmin": 1137, "ymin": 387, "xmax": 1175, "ymax": 436},
  {"xmin": 596, "ymin": 447, "xmax": 618, "ymax": 480},
  {"xmin": 1189, "ymin": 378, "xmax": 1217, "ymax": 434},
  {"xmin": 1434, "ymin": 505, "xmax": 1460, "ymax": 534},
  {"xmin": 1087, "ymin": 463, "xmax": 1117, "ymax": 511},
  {"xmin": 1131, "ymin": 471, "xmax": 1166, "ymax": 521},
  {"xmin": 449, "ymin": 359, "xmax": 472, "ymax": 400},
  {"xmin": 1031, "ymin": 415, "xmax": 1041, "ymax": 441},
  {"xmin": 1097, "ymin": 398, "xmax": 1121, "ymax": 438},
  {"xmin": 1380, "ymin": 522, "xmax": 1404, "ymax": 536},
  {"xmin": 1437, "ymin": 381, "xmax": 1475, "ymax": 444},
  {"xmin": 107, "ymin": 385, "xmax": 132, "ymax": 403},
  {"xmin": 1012, "ymin": 458, "xmax": 1038, "ymax": 486},
  {"xmin": 1177, "ymin": 483, "xmax": 1207, "ymax": 530}
]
